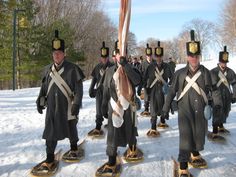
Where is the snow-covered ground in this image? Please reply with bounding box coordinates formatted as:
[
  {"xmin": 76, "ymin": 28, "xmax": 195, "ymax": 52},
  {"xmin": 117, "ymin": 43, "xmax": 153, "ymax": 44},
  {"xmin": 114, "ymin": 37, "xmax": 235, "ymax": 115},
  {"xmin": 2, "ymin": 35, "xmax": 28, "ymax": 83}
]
[{"xmin": 0, "ymin": 59, "xmax": 236, "ymax": 177}]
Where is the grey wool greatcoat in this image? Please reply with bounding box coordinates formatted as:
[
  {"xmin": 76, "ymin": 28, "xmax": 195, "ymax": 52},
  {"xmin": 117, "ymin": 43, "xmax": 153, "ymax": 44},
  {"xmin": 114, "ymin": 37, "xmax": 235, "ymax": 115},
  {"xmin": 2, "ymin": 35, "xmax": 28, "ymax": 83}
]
[
  {"xmin": 89, "ymin": 62, "xmax": 114, "ymax": 125},
  {"xmin": 102, "ymin": 63, "xmax": 141, "ymax": 152},
  {"xmin": 140, "ymin": 60, "xmax": 152, "ymax": 76},
  {"xmin": 211, "ymin": 65, "xmax": 236, "ymax": 124},
  {"xmin": 162, "ymin": 64, "xmax": 221, "ymax": 152},
  {"xmin": 144, "ymin": 62, "xmax": 172, "ymax": 117},
  {"xmin": 37, "ymin": 60, "xmax": 85, "ymax": 141},
  {"xmin": 139, "ymin": 60, "xmax": 153, "ymax": 102}
]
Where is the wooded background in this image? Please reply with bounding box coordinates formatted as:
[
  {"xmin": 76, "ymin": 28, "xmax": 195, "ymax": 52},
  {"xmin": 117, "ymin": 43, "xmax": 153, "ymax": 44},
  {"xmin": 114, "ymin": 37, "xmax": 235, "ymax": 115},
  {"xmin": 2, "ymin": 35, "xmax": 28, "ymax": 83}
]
[{"xmin": 0, "ymin": 0, "xmax": 235, "ymax": 89}]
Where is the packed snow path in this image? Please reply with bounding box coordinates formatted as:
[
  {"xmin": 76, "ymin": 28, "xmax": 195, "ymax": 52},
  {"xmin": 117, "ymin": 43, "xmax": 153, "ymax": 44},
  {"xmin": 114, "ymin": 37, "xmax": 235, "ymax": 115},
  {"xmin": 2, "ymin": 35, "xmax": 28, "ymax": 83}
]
[{"xmin": 0, "ymin": 60, "xmax": 236, "ymax": 177}]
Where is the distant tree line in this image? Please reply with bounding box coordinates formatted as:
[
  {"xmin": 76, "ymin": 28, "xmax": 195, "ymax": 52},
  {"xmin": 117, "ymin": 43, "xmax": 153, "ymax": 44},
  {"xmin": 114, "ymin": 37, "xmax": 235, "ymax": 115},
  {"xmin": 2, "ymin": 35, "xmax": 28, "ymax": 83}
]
[
  {"xmin": 0, "ymin": 0, "xmax": 235, "ymax": 89},
  {"xmin": 0, "ymin": 0, "xmax": 136, "ymax": 89}
]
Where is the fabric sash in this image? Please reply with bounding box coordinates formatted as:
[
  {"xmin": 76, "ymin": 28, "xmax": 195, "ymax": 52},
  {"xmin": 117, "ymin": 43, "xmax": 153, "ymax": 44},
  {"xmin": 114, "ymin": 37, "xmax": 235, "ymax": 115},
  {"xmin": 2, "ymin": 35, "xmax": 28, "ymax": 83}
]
[{"xmin": 110, "ymin": 66, "xmax": 134, "ymax": 128}]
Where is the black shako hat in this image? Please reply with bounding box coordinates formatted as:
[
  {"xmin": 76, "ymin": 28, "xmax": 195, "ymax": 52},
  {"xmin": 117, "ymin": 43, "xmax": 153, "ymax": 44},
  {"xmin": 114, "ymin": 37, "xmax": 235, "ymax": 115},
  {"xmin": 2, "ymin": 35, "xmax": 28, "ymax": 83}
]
[
  {"xmin": 219, "ymin": 46, "xmax": 229, "ymax": 63},
  {"xmin": 101, "ymin": 41, "xmax": 109, "ymax": 58},
  {"xmin": 154, "ymin": 41, "xmax": 164, "ymax": 57},
  {"xmin": 112, "ymin": 40, "xmax": 120, "ymax": 57},
  {"xmin": 52, "ymin": 30, "xmax": 65, "ymax": 52},
  {"xmin": 145, "ymin": 43, "xmax": 152, "ymax": 56},
  {"xmin": 186, "ymin": 30, "xmax": 201, "ymax": 56}
]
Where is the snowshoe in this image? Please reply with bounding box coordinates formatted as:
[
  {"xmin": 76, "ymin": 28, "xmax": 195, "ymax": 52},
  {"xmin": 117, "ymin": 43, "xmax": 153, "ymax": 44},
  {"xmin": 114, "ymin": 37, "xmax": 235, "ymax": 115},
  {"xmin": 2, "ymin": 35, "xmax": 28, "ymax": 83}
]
[
  {"xmin": 62, "ymin": 140, "xmax": 85, "ymax": 163},
  {"xmin": 207, "ymin": 132, "xmax": 226, "ymax": 142},
  {"xmin": 123, "ymin": 146, "xmax": 144, "ymax": 163},
  {"xmin": 88, "ymin": 128, "xmax": 104, "ymax": 138},
  {"xmin": 95, "ymin": 157, "xmax": 121, "ymax": 177},
  {"xmin": 218, "ymin": 127, "xmax": 230, "ymax": 134},
  {"xmin": 178, "ymin": 170, "xmax": 193, "ymax": 177},
  {"xmin": 30, "ymin": 149, "xmax": 62, "ymax": 177},
  {"xmin": 146, "ymin": 129, "xmax": 160, "ymax": 137},
  {"xmin": 157, "ymin": 121, "xmax": 169, "ymax": 129},
  {"xmin": 140, "ymin": 111, "xmax": 151, "ymax": 117},
  {"xmin": 189, "ymin": 155, "xmax": 207, "ymax": 169},
  {"xmin": 172, "ymin": 157, "xmax": 193, "ymax": 177}
]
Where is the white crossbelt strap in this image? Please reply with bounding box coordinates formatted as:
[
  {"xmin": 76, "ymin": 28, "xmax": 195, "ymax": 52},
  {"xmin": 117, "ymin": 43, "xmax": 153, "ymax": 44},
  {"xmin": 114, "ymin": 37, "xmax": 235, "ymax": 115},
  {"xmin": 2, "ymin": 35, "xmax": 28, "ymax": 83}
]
[
  {"xmin": 100, "ymin": 68, "xmax": 105, "ymax": 76},
  {"xmin": 47, "ymin": 65, "xmax": 75, "ymax": 120},
  {"xmin": 185, "ymin": 76, "xmax": 208, "ymax": 104},
  {"xmin": 150, "ymin": 67, "xmax": 166, "ymax": 88},
  {"xmin": 177, "ymin": 71, "xmax": 207, "ymax": 104},
  {"xmin": 217, "ymin": 71, "xmax": 231, "ymax": 93},
  {"xmin": 47, "ymin": 67, "xmax": 64, "ymax": 96},
  {"xmin": 95, "ymin": 68, "xmax": 105, "ymax": 89}
]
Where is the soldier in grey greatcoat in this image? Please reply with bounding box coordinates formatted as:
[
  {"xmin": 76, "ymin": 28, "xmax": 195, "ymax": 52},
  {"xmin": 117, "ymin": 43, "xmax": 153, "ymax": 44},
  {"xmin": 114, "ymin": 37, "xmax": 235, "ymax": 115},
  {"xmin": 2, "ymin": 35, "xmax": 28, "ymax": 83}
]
[
  {"xmin": 162, "ymin": 30, "xmax": 222, "ymax": 176},
  {"xmin": 137, "ymin": 44, "xmax": 154, "ymax": 116},
  {"xmin": 208, "ymin": 46, "xmax": 236, "ymax": 141},
  {"xmin": 131, "ymin": 57, "xmax": 141, "ymax": 71},
  {"xmin": 36, "ymin": 30, "xmax": 85, "ymax": 171},
  {"xmin": 88, "ymin": 42, "xmax": 113, "ymax": 137},
  {"xmin": 168, "ymin": 57, "xmax": 176, "ymax": 75},
  {"xmin": 96, "ymin": 44, "xmax": 143, "ymax": 176},
  {"xmin": 144, "ymin": 41, "xmax": 173, "ymax": 137}
]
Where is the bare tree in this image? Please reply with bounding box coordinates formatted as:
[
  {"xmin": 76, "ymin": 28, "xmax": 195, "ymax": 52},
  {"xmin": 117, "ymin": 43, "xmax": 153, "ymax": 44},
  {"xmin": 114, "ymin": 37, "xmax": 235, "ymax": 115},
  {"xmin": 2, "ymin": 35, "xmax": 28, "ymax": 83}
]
[
  {"xmin": 127, "ymin": 32, "xmax": 137, "ymax": 56},
  {"xmin": 183, "ymin": 18, "xmax": 216, "ymax": 60},
  {"xmin": 33, "ymin": 0, "xmax": 118, "ymax": 77},
  {"xmin": 163, "ymin": 39, "xmax": 181, "ymax": 63},
  {"xmin": 136, "ymin": 37, "xmax": 159, "ymax": 57},
  {"xmin": 34, "ymin": 0, "xmax": 100, "ymax": 25},
  {"xmin": 79, "ymin": 10, "xmax": 117, "ymax": 77},
  {"xmin": 218, "ymin": 0, "xmax": 236, "ymax": 54},
  {"xmin": 31, "ymin": 0, "xmax": 138, "ymax": 78},
  {"xmin": 177, "ymin": 30, "xmax": 190, "ymax": 63},
  {"xmin": 136, "ymin": 38, "xmax": 181, "ymax": 62}
]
